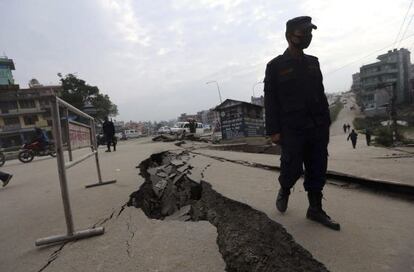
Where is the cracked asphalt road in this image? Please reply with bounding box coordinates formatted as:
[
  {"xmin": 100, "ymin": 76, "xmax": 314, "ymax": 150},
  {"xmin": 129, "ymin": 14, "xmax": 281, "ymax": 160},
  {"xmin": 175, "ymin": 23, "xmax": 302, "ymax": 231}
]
[{"xmin": 1, "ymin": 138, "xmax": 414, "ymax": 271}]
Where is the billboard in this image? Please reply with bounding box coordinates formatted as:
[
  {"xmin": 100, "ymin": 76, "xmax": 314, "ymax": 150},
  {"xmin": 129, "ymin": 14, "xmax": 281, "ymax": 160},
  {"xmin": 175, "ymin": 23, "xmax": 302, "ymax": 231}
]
[{"xmin": 68, "ymin": 122, "xmax": 91, "ymax": 150}]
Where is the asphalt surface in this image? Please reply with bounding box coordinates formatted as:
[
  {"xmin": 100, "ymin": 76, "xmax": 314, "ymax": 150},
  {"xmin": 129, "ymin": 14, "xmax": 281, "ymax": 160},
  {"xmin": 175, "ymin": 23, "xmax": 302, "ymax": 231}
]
[{"xmin": 1, "ymin": 137, "xmax": 413, "ymax": 271}]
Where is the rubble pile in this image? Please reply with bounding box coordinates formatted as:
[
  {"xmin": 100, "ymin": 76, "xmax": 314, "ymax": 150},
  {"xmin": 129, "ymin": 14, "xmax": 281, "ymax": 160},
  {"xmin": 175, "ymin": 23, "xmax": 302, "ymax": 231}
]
[
  {"xmin": 152, "ymin": 133, "xmax": 210, "ymax": 143},
  {"xmin": 128, "ymin": 151, "xmax": 201, "ymax": 219},
  {"xmin": 151, "ymin": 134, "xmax": 177, "ymax": 142},
  {"xmin": 128, "ymin": 151, "xmax": 329, "ymax": 272}
]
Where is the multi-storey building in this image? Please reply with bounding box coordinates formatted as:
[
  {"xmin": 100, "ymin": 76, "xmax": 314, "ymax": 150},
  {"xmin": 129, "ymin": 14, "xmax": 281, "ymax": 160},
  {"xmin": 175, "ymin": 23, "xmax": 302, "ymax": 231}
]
[
  {"xmin": 177, "ymin": 113, "xmax": 199, "ymax": 122},
  {"xmin": 0, "ymin": 85, "xmax": 62, "ymax": 148},
  {"xmin": 251, "ymin": 96, "xmax": 264, "ymax": 107},
  {"xmin": 359, "ymin": 48, "xmax": 411, "ymax": 109},
  {"xmin": 351, "ymin": 73, "xmax": 361, "ymax": 93},
  {"xmin": 0, "ymin": 57, "xmax": 62, "ymax": 148}
]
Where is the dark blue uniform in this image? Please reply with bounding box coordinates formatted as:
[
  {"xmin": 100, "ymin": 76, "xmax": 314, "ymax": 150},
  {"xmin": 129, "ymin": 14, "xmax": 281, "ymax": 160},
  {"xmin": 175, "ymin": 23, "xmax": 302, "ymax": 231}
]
[{"xmin": 264, "ymin": 49, "xmax": 331, "ymax": 192}]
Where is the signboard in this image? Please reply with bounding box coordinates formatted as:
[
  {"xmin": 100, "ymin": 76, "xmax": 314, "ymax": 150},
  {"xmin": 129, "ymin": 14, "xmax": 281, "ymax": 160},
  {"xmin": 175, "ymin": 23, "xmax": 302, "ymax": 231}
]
[
  {"xmin": 221, "ymin": 117, "xmax": 244, "ymax": 139},
  {"xmin": 68, "ymin": 122, "xmax": 91, "ymax": 150},
  {"xmin": 218, "ymin": 103, "xmax": 264, "ymax": 140}
]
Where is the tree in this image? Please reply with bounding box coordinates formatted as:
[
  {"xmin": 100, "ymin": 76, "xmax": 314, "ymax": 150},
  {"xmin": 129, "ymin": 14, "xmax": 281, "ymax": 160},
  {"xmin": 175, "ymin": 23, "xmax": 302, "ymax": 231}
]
[{"xmin": 57, "ymin": 73, "xmax": 118, "ymax": 121}]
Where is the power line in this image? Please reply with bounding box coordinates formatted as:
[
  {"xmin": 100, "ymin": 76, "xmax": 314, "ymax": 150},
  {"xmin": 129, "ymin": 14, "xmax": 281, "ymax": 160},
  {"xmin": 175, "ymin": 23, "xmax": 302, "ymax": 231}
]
[
  {"xmin": 325, "ymin": 32, "xmax": 414, "ymax": 76},
  {"xmin": 397, "ymin": 12, "xmax": 414, "ymax": 47},
  {"xmin": 393, "ymin": 0, "xmax": 414, "ymax": 47}
]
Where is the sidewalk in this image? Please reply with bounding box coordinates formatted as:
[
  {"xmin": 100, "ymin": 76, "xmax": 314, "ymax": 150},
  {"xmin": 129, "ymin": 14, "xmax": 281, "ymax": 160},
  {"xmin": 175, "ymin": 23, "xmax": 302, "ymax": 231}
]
[
  {"xmin": 329, "ymin": 93, "xmax": 414, "ymax": 186},
  {"xmin": 193, "ymin": 94, "xmax": 414, "ymax": 187}
]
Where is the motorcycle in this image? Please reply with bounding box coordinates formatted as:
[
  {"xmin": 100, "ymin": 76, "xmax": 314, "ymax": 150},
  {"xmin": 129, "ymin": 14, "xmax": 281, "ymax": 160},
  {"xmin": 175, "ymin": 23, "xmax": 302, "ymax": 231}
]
[{"xmin": 18, "ymin": 141, "xmax": 56, "ymax": 163}]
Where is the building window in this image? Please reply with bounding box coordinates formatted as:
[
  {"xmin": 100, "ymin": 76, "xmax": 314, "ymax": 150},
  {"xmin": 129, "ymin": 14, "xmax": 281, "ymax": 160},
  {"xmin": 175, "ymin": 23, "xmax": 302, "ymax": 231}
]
[
  {"xmin": 3, "ymin": 117, "xmax": 20, "ymax": 125},
  {"xmin": 19, "ymin": 99, "xmax": 36, "ymax": 109},
  {"xmin": 0, "ymin": 101, "xmax": 18, "ymax": 113},
  {"xmin": 38, "ymin": 98, "xmax": 50, "ymax": 108},
  {"xmin": 23, "ymin": 115, "xmax": 38, "ymax": 125}
]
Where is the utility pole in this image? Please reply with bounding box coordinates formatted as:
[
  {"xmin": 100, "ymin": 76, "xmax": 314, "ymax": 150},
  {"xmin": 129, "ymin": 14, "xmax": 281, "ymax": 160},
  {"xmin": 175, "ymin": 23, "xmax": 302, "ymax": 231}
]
[{"xmin": 382, "ymin": 82, "xmax": 399, "ymax": 145}]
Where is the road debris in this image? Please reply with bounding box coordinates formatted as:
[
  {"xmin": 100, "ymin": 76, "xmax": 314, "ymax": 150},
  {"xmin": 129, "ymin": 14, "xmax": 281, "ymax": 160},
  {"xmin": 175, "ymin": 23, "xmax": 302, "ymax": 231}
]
[{"xmin": 128, "ymin": 151, "xmax": 329, "ymax": 272}]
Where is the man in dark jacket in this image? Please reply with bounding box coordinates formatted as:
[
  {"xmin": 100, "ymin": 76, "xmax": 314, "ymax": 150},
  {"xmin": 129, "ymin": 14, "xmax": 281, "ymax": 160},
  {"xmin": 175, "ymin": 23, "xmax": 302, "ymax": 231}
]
[
  {"xmin": 365, "ymin": 128, "xmax": 372, "ymax": 146},
  {"xmin": 348, "ymin": 129, "xmax": 358, "ymax": 149},
  {"xmin": 264, "ymin": 16, "xmax": 340, "ymax": 230},
  {"xmin": 102, "ymin": 116, "xmax": 116, "ymax": 152}
]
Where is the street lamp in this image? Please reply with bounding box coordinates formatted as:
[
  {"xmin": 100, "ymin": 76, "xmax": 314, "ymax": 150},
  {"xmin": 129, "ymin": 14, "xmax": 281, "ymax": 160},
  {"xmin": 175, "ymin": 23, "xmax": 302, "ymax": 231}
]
[
  {"xmin": 206, "ymin": 80, "xmax": 223, "ymax": 104},
  {"xmin": 252, "ymin": 81, "xmax": 264, "ymax": 97}
]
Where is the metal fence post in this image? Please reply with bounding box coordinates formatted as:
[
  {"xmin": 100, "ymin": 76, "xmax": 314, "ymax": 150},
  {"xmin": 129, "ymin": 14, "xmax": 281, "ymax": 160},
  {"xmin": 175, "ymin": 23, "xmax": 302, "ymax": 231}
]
[
  {"xmin": 65, "ymin": 108, "xmax": 73, "ymax": 162},
  {"xmin": 85, "ymin": 119, "xmax": 116, "ymax": 188},
  {"xmin": 50, "ymin": 97, "xmax": 75, "ymax": 235}
]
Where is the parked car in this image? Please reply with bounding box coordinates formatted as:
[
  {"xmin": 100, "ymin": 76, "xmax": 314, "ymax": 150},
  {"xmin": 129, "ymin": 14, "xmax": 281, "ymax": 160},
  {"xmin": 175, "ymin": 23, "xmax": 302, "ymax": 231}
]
[
  {"xmin": 115, "ymin": 132, "xmax": 126, "ymax": 140},
  {"xmin": 170, "ymin": 122, "xmax": 205, "ymax": 135},
  {"xmin": 157, "ymin": 126, "xmax": 171, "ymax": 134},
  {"xmin": 124, "ymin": 129, "xmax": 141, "ymax": 139}
]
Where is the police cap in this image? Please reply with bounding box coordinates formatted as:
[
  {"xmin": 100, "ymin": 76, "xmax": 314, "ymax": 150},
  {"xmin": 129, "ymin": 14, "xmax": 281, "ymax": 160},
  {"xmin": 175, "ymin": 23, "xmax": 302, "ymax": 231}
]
[{"xmin": 286, "ymin": 16, "xmax": 317, "ymax": 33}]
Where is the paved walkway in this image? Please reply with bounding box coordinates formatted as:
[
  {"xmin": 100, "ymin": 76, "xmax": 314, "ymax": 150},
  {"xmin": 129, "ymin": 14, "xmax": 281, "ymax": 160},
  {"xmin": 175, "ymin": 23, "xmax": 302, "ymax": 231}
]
[
  {"xmin": 195, "ymin": 94, "xmax": 414, "ymax": 186},
  {"xmin": 328, "ymin": 93, "xmax": 414, "ymax": 186}
]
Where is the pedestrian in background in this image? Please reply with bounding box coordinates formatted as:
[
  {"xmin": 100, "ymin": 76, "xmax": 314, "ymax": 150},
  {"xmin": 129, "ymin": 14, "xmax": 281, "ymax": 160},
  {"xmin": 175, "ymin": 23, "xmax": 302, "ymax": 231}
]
[
  {"xmin": 102, "ymin": 116, "xmax": 116, "ymax": 152},
  {"xmin": 365, "ymin": 128, "xmax": 372, "ymax": 146},
  {"xmin": 189, "ymin": 119, "xmax": 197, "ymax": 134},
  {"xmin": 343, "ymin": 124, "xmax": 347, "ymax": 133},
  {"xmin": 0, "ymin": 171, "xmax": 12, "ymax": 187},
  {"xmin": 264, "ymin": 16, "xmax": 340, "ymax": 230},
  {"xmin": 346, "ymin": 123, "xmax": 351, "ymax": 132},
  {"xmin": 347, "ymin": 129, "xmax": 358, "ymax": 149}
]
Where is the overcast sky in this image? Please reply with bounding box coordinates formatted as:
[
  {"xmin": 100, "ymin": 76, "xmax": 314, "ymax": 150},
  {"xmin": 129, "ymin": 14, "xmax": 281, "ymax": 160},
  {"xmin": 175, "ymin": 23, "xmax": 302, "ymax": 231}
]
[{"xmin": 1, "ymin": 0, "xmax": 414, "ymax": 121}]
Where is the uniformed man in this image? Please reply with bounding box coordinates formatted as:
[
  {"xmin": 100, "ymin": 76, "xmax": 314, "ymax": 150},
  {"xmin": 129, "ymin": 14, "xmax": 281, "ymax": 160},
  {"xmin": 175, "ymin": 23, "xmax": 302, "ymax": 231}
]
[
  {"xmin": 264, "ymin": 16, "xmax": 340, "ymax": 230},
  {"xmin": 102, "ymin": 116, "xmax": 116, "ymax": 152}
]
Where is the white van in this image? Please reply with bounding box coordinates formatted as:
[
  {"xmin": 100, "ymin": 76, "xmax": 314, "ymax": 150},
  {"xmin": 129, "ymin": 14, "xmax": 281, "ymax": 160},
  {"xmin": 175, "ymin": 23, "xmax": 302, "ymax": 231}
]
[
  {"xmin": 170, "ymin": 122, "xmax": 205, "ymax": 135},
  {"xmin": 123, "ymin": 129, "xmax": 141, "ymax": 139}
]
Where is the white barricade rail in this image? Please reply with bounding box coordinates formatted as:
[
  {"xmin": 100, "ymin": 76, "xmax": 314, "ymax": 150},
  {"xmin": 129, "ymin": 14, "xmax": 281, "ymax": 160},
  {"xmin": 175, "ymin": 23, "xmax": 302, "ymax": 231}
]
[{"xmin": 35, "ymin": 96, "xmax": 116, "ymax": 247}]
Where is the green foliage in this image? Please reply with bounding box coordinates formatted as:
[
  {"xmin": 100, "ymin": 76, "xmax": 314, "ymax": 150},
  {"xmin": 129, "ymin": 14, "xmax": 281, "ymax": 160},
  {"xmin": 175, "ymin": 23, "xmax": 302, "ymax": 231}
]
[
  {"xmin": 375, "ymin": 127, "xmax": 393, "ymax": 147},
  {"xmin": 58, "ymin": 73, "xmax": 118, "ymax": 121},
  {"xmin": 353, "ymin": 116, "xmax": 384, "ymax": 131},
  {"xmin": 329, "ymin": 100, "xmax": 344, "ymax": 123}
]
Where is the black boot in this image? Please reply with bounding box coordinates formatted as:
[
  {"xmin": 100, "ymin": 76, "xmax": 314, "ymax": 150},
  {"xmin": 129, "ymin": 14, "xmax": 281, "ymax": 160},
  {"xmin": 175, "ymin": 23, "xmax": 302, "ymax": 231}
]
[
  {"xmin": 276, "ymin": 187, "xmax": 290, "ymax": 213},
  {"xmin": 306, "ymin": 192, "xmax": 340, "ymax": 231}
]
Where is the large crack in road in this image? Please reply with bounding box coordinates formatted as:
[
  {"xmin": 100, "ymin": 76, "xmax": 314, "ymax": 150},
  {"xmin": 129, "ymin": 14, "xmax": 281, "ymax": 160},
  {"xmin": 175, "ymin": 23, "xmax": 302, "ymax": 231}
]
[{"xmin": 128, "ymin": 151, "xmax": 329, "ymax": 272}]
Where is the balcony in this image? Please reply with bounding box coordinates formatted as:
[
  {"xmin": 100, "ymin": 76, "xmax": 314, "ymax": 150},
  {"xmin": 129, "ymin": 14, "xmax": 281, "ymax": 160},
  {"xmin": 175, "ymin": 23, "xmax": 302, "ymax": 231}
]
[
  {"xmin": 0, "ymin": 108, "xmax": 45, "ymax": 117},
  {"xmin": 0, "ymin": 124, "xmax": 22, "ymax": 132},
  {"xmin": 360, "ymin": 69, "xmax": 398, "ymax": 78}
]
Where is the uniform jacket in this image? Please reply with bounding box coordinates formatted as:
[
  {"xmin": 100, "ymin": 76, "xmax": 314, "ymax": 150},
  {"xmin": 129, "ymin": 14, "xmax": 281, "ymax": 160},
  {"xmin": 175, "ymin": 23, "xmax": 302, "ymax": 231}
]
[
  {"xmin": 102, "ymin": 120, "xmax": 115, "ymax": 136},
  {"xmin": 264, "ymin": 49, "xmax": 331, "ymax": 135}
]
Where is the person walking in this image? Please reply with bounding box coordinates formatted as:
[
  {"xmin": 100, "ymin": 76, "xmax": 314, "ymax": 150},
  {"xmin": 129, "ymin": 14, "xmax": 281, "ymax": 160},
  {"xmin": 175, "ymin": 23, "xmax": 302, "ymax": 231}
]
[
  {"xmin": 264, "ymin": 16, "xmax": 340, "ymax": 230},
  {"xmin": 365, "ymin": 129, "xmax": 372, "ymax": 146},
  {"xmin": 346, "ymin": 123, "xmax": 351, "ymax": 132},
  {"xmin": 0, "ymin": 171, "xmax": 12, "ymax": 187},
  {"xmin": 102, "ymin": 117, "xmax": 116, "ymax": 152},
  {"xmin": 347, "ymin": 129, "xmax": 358, "ymax": 149},
  {"xmin": 343, "ymin": 124, "xmax": 347, "ymax": 133}
]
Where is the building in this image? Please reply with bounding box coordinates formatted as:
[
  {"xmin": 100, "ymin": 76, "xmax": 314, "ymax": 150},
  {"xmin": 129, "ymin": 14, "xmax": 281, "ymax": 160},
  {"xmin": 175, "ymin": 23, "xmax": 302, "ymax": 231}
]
[
  {"xmin": 0, "ymin": 56, "xmax": 16, "ymax": 85},
  {"xmin": 359, "ymin": 48, "xmax": 411, "ymax": 109},
  {"xmin": 196, "ymin": 108, "xmax": 219, "ymax": 126},
  {"xmin": 251, "ymin": 96, "xmax": 264, "ymax": 107},
  {"xmin": 0, "ymin": 85, "xmax": 62, "ymax": 148},
  {"xmin": 177, "ymin": 113, "xmax": 199, "ymax": 122},
  {"xmin": 351, "ymin": 73, "xmax": 361, "ymax": 93},
  {"xmin": 0, "ymin": 57, "xmax": 62, "ymax": 148},
  {"xmin": 215, "ymin": 99, "xmax": 264, "ymax": 140}
]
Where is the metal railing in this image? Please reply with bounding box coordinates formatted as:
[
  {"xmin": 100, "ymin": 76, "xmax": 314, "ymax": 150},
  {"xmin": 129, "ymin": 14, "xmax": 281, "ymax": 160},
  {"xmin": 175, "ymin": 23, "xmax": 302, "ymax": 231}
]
[{"xmin": 35, "ymin": 96, "xmax": 116, "ymax": 246}]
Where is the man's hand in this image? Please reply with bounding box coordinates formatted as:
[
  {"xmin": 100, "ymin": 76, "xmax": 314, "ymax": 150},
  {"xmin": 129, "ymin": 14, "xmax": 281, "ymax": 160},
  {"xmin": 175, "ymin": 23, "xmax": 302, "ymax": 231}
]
[{"xmin": 271, "ymin": 133, "xmax": 281, "ymax": 144}]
